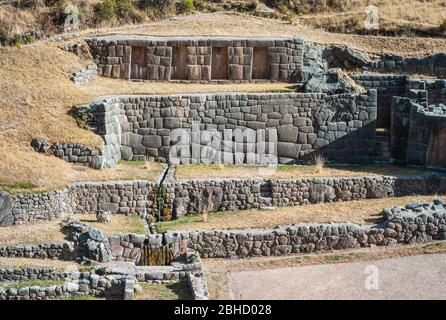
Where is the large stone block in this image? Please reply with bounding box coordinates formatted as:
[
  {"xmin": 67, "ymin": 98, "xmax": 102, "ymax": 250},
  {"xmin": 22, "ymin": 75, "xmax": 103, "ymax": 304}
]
[
  {"xmin": 277, "ymin": 142, "xmax": 301, "ymax": 159},
  {"xmin": 277, "ymin": 125, "xmax": 298, "ymax": 142}
]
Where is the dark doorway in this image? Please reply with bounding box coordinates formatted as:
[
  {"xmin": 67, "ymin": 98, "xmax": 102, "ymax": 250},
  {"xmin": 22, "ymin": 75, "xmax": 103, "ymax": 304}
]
[
  {"xmin": 252, "ymin": 47, "xmax": 269, "ymax": 80},
  {"xmin": 172, "ymin": 46, "xmax": 188, "ymax": 80},
  {"xmin": 131, "ymin": 46, "xmax": 148, "ymax": 80},
  {"xmin": 427, "ymin": 129, "xmax": 446, "ymax": 167},
  {"xmin": 211, "ymin": 47, "xmax": 228, "ymax": 80}
]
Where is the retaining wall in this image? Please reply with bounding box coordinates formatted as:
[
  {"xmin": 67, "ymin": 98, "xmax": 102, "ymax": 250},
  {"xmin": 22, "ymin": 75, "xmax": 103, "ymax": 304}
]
[
  {"xmin": 86, "ymin": 35, "xmax": 304, "ymax": 82},
  {"xmin": 0, "ymin": 181, "xmax": 156, "ymax": 227},
  {"xmin": 165, "ymin": 203, "xmax": 446, "ymax": 258},
  {"xmin": 173, "ymin": 174, "xmax": 446, "ymax": 216},
  {"xmin": 93, "ymin": 90, "xmax": 377, "ymax": 165}
]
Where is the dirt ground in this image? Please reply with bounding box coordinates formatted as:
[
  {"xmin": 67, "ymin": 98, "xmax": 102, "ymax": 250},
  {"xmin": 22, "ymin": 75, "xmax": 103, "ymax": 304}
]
[
  {"xmin": 174, "ymin": 163, "xmax": 429, "ymax": 180},
  {"xmin": 230, "ymin": 253, "xmax": 446, "ymax": 300},
  {"xmin": 202, "ymin": 241, "xmax": 446, "ymax": 299}
]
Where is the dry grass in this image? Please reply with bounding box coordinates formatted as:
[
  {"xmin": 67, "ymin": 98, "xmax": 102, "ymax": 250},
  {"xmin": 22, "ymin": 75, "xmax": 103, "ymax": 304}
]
[
  {"xmin": 299, "ymin": 0, "xmax": 446, "ymax": 35},
  {"xmin": 174, "ymin": 163, "xmax": 429, "ymax": 180},
  {"xmin": 78, "ymin": 214, "xmax": 146, "ymax": 235},
  {"xmin": 202, "ymin": 241, "xmax": 446, "ymax": 299},
  {"xmin": 0, "ymin": 257, "xmax": 80, "ymax": 270},
  {"xmin": 1, "ymin": 11, "xmax": 445, "ymax": 192},
  {"xmin": 0, "ymin": 219, "xmax": 67, "ymax": 247},
  {"xmin": 157, "ymin": 195, "xmax": 446, "ymax": 232},
  {"xmin": 135, "ymin": 280, "xmax": 193, "ymax": 300},
  {"xmin": 0, "ymin": 214, "xmax": 145, "ymax": 247},
  {"xmin": 90, "ymin": 12, "xmax": 446, "ymax": 56},
  {"xmin": 0, "ymin": 41, "xmax": 293, "ymax": 191}
]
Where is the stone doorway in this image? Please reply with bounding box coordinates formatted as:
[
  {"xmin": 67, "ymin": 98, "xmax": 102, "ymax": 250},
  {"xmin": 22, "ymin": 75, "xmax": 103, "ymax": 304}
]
[
  {"xmin": 427, "ymin": 128, "xmax": 446, "ymax": 167},
  {"xmin": 130, "ymin": 46, "xmax": 148, "ymax": 80},
  {"xmin": 211, "ymin": 47, "xmax": 228, "ymax": 80},
  {"xmin": 252, "ymin": 47, "xmax": 269, "ymax": 80},
  {"xmin": 172, "ymin": 46, "xmax": 188, "ymax": 80}
]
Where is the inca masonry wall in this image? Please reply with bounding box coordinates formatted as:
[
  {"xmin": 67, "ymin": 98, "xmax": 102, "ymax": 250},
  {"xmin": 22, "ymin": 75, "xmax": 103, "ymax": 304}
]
[
  {"xmin": 2, "ymin": 173, "xmax": 446, "ymax": 227},
  {"xmin": 165, "ymin": 201, "xmax": 446, "ymax": 258},
  {"xmin": 92, "ymin": 90, "xmax": 378, "ymax": 166},
  {"xmin": 86, "ymin": 36, "xmax": 304, "ymax": 82}
]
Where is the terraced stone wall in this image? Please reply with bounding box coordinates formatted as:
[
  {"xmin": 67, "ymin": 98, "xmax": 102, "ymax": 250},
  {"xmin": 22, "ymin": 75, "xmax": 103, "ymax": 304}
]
[
  {"xmin": 93, "ymin": 90, "xmax": 377, "ymax": 165},
  {"xmin": 86, "ymin": 36, "xmax": 304, "ymax": 82},
  {"xmin": 172, "ymin": 174, "xmax": 446, "ymax": 216},
  {"xmin": 165, "ymin": 201, "xmax": 446, "ymax": 258}
]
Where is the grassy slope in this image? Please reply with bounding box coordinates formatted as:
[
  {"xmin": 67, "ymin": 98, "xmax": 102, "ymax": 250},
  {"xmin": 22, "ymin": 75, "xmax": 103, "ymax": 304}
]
[{"xmin": 0, "ymin": 11, "xmax": 445, "ymax": 191}]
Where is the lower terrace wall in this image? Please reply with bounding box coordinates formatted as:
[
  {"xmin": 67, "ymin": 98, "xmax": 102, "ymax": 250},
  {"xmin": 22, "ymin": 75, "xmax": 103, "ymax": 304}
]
[
  {"xmin": 172, "ymin": 174, "xmax": 446, "ymax": 216},
  {"xmin": 2, "ymin": 174, "xmax": 446, "ymax": 227},
  {"xmin": 165, "ymin": 206, "xmax": 446, "ymax": 258},
  {"xmin": 0, "ymin": 181, "xmax": 156, "ymax": 227},
  {"xmin": 93, "ymin": 91, "xmax": 377, "ymax": 165}
]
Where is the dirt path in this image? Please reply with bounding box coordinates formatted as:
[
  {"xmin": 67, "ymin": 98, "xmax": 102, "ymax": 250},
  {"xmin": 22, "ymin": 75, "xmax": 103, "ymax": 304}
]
[{"xmin": 230, "ymin": 253, "xmax": 446, "ymax": 300}]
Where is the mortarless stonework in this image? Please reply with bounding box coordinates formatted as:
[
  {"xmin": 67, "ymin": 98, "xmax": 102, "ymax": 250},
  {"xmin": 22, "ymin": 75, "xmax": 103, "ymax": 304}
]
[
  {"xmin": 92, "ymin": 90, "xmax": 378, "ymax": 165},
  {"xmin": 165, "ymin": 200, "xmax": 446, "ymax": 258},
  {"xmin": 1, "ymin": 173, "xmax": 446, "ymax": 226},
  {"xmin": 86, "ymin": 36, "xmax": 304, "ymax": 82}
]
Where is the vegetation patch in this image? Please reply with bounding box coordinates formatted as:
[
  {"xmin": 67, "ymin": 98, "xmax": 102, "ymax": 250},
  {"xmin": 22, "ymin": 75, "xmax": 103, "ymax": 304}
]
[
  {"xmin": 3, "ymin": 278, "xmax": 67, "ymax": 289},
  {"xmin": 135, "ymin": 280, "xmax": 192, "ymax": 300}
]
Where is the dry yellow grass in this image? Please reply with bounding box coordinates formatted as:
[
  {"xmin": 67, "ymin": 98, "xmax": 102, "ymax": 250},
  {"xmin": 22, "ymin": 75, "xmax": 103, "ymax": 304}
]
[
  {"xmin": 203, "ymin": 241, "xmax": 446, "ymax": 300},
  {"xmin": 78, "ymin": 214, "xmax": 146, "ymax": 235},
  {"xmin": 174, "ymin": 163, "xmax": 429, "ymax": 180},
  {"xmin": 300, "ymin": 0, "xmax": 446, "ymax": 34},
  {"xmin": 0, "ymin": 257, "xmax": 81, "ymax": 270},
  {"xmin": 91, "ymin": 12, "xmax": 446, "ymax": 56},
  {"xmin": 0, "ymin": 214, "xmax": 145, "ymax": 247},
  {"xmin": 158, "ymin": 195, "xmax": 446, "ymax": 232},
  {"xmin": 1, "ymin": 11, "xmax": 445, "ymax": 192},
  {"xmin": 0, "ymin": 219, "xmax": 67, "ymax": 248},
  {"xmin": 0, "ymin": 41, "xmax": 293, "ymax": 190}
]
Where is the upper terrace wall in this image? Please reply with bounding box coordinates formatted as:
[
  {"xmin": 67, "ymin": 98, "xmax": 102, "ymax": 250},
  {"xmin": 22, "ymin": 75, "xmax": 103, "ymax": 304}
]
[
  {"xmin": 86, "ymin": 36, "xmax": 304, "ymax": 82},
  {"xmin": 93, "ymin": 91, "xmax": 377, "ymax": 165}
]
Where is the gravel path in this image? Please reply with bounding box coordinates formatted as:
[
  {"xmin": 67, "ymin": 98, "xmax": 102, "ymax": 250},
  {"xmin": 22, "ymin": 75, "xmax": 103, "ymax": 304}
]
[{"xmin": 230, "ymin": 253, "xmax": 446, "ymax": 300}]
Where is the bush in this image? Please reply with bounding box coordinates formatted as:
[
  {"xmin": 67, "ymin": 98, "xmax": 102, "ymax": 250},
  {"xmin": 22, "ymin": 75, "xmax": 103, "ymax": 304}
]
[
  {"xmin": 0, "ymin": 20, "xmax": 13, "ymax": 44},
  {"xmin": 96, "ymin": 0, "xmax": 117, "ymax": 22},
  {"xmin": 440, "ymin": 20, "xmax": 446, "ymax": 33},
  {"xmin": 177, "ymin": 0, "xmax": 195, "ymax": 14},
  {"xmin": 115, "ymin": 0, "xmax": 137, "ymax": 19}
]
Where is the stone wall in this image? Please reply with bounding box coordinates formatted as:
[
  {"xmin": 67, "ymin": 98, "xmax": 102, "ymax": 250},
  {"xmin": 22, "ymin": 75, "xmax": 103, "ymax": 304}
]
[
  {"xmin": 0, "ymin": 271, "xmax": 131, "ymax": 300},
  {"xmin": 108, "ymin": 233, "xmax": 146, "ymax": 263},
  {"xmin": 0, "ymin": 268, "xmax": 67, "ymax": 283},
  {"xmin": 407, "ymin": 104, "xmax": 446, "ymax": 166},
  {"xmin": 351, "ymin": 73, "xmax": 407, "ymax": 128},
  {"xmin": 69, "ymin": 181, "xmax": 156, "ymax": 215},
  {"xmin": 86, "ymin": 36, "xmax": 304, "ymax": 82},
  {"xmin": 367, "ymin": 52, "xmax": 446, "ymax": 78},
  {"xmin": 93, "ymin": 91, "xmax": 377, "ymax": 165},
  {"xmin": 71, "ymin": 64, "xmax": 97, "ymax": 85},
  {"xmin": 0, "ymin": 242, "xmax": 74, "ymax": 260},
  {"xmin": 1, "ymin": 181, "xmax": 157, "ymax": 227},
  {"xmin": 172, "ymin": 174, "xmax": 446, "ymax": 216},
  {"xmin": 165, "ymin": 201, "xmax": 446, "ymax": 258}
]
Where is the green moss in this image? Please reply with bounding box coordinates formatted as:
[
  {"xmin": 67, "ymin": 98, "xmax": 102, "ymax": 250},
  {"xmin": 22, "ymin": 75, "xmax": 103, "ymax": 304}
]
[
  {"xmin": 136, "ymin": 280, "xmax": 192, "ymax": 300},
  {"xmin": 118, "ymin": 160, "xmax": 147, "ymax": 166},
  {"xmin": 52, "ymin": 295, "xmax": 102, "ymax": 300},
  {"xmin": 4, "ymin": 278, "xmax": 67, "ymax": 289},
  {"xmin": 156, "ymin": 213, "xmax": 202, "ymax": 233}
]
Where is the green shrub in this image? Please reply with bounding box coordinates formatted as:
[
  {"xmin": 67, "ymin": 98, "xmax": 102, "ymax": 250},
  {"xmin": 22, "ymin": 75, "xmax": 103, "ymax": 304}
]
[
  {"xmin": 96, "ymin": 0, "xmax": 117, "ymax": 22},
  {"xmin": 177, "ymin": 0, "xmax": 195, "ymax": 14},
  {"xmin": 115, "ymin": 0, "xmax": 136, "ymax": 19},
  {"xmin": 440, "ymin": 20, "xmax": 446, "ymax": 33}
]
